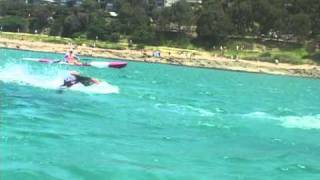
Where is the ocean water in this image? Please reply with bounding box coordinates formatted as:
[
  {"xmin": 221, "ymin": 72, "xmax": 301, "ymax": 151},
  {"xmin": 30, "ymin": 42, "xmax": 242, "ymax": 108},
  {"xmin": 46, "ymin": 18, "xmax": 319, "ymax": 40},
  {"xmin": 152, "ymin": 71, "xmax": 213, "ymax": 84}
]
[{"xmin": 1, "ymin": 48, "xmax": 320, "ymax": 180}]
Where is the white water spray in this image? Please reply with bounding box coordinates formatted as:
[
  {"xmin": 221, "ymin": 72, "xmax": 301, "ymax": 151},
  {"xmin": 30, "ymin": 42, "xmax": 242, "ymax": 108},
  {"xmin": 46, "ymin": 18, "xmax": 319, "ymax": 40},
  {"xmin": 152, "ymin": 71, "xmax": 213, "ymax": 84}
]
[{"xmin": 0, "ymin": 63, "xmax": 119, "ymax": 94}]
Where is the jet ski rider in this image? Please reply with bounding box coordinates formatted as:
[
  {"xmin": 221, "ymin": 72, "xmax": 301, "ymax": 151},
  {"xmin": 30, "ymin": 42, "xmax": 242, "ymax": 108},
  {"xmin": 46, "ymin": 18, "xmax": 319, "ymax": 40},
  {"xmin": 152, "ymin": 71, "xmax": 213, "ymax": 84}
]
[{"xmin": 60, "ymin": 71, "xmax": 99, "ymax": 88}]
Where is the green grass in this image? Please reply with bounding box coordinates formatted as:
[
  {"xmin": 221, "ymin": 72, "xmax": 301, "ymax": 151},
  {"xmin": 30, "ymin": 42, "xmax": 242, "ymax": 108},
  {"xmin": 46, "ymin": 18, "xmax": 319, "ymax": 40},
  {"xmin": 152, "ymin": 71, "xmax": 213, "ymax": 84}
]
[
  {"xmin": 0, "ymin": 32, "xmax": 72, "ymax": 44},
  {"xmin": 0, "ymin": 32, "xmax": 128, "ymax": 50},
  {"xmin": 221, "ymin": 38, "xmax": 315, "ymax": 64},
  {"xmin": 0, "ymin": 32, "xmax": 318, "ymax": 65}
]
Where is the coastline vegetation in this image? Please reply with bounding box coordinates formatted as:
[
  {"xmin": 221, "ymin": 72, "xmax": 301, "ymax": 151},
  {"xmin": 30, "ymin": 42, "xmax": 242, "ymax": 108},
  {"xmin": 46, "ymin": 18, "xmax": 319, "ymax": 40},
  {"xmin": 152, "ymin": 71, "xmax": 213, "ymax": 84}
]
[
  {"xmin": 1, "ymin": 31, "xmax": 317, "ymax": 65},
  {"xmin": 0, "ymin": 0, "xmax": 319, "ymax": 64}
]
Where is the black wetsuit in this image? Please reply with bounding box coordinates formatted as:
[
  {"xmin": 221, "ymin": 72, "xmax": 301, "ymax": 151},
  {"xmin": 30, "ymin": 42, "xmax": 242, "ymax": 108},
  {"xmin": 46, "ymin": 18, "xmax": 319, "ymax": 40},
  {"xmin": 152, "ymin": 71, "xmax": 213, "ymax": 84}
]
[{"xmin": 62, "ymin": 74, "xmax": 95, "ymax": 88}]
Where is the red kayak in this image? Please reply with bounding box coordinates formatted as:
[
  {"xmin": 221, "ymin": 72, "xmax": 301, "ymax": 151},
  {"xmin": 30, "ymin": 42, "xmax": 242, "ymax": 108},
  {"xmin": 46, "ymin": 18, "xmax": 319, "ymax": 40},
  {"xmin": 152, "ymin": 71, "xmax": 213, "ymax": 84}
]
[{"xmin": 108, "ymin": 61, "xmax": 127, "ymax": 68}]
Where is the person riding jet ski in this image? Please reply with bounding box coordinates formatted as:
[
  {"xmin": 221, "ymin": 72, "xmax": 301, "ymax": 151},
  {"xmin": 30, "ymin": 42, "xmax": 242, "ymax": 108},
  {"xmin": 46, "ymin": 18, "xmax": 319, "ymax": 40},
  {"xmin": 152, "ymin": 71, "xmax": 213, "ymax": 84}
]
[
  {"xmin": 63, "ymin": 50, "xmax": 82, "ymax": 65},
  {"xmin": 60, "ymin": 71, "xmax": 99, "ymax": 88}
]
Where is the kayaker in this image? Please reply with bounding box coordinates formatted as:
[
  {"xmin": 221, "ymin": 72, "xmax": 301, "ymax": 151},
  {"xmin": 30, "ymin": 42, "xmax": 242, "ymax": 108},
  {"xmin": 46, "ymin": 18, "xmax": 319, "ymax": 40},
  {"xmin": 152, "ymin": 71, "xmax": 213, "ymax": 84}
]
[
  {"xmin": 64, "ymin": 50, "xmax": 82, "ymax": 65},
  {"xmin": 60, "ymin": 71, "xmax": 100, "ymax": 88}
]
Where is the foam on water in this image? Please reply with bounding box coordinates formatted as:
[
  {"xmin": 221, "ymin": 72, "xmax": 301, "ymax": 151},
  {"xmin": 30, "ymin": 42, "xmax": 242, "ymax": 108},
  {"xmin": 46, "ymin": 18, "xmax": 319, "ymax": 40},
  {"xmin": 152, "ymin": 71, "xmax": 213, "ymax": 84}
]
[
  {"xmin": 0, "ymin": 63, "xmax": 119, "ymax": 94},
  {"xmin": 243, "ymin": 111, "xmax": 320, "ymax": 130},
  {"xmin": 279, "ymin": 115, "xmax": 320, "ymax": 130},
  {"xmin": 68, "ymin": 82, "xmax": 119, "ymax": 94},
  {"xmin": 243, "ymin": 111, "xmax": 271, "ymax": 119}
]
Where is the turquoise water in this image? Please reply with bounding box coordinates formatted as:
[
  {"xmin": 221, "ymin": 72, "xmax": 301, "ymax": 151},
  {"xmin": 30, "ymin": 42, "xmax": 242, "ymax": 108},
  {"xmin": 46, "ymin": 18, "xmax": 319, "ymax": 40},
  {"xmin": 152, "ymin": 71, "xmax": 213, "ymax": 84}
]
[{"xmin": 1, "ymin": 48, "xmax": 320, "ymax": 179}]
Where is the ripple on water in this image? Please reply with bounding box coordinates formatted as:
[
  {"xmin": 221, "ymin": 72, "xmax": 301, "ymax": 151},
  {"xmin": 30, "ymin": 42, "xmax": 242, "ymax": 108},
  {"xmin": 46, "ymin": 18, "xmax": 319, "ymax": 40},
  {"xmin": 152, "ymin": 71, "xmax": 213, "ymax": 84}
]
[
  {"xmin": 154, "ymin": 103, "xmax": 215, "ymax": 117},
  {"xmin": 277, "ymin": 164, "xmax": 320, "ymax": 174}
]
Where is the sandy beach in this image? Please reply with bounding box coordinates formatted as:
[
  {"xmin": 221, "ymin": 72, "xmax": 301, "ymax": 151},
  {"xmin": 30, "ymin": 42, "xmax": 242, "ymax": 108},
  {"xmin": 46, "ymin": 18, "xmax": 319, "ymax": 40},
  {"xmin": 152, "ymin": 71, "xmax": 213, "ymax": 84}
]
[{"xmin": 1, "ymin": 37, "xmax": 319, "ymax": 78}]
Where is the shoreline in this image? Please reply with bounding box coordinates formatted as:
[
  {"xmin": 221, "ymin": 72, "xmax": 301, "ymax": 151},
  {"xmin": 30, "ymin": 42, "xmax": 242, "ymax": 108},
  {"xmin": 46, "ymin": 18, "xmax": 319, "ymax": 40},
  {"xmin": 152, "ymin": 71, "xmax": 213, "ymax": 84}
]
[{"xmin": 1, "ymin": 37, "xmax": 320, "ymax": 78}]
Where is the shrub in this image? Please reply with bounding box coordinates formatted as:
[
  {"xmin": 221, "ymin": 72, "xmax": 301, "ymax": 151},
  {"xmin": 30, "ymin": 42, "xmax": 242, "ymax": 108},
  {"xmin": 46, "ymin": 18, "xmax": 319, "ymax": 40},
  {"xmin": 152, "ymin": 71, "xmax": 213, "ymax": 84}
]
[
  {"xmin": 310, "ymin": 52, "xmax": 320, "ymax": 64},
  {"xmin": 258, "ymin": 56, "xmax": 274, "ymax": 62},
  {"xmin": 43, "ymin": 38, "xmax": 69, "ymax": 44},
  {"xmin": 259, "ymin": 52, "xmax": 272, "ymax": 57},
  {"xmin": 131, "ymin": 26, "xmax": 155, "ymax": 44},
  {"xmin": 157, "ymin": 32, "xmax": 193, "ymax": 48},
  {"xmin": 0, "ymin": 16, "xmax": 28, "ymax": 32},
  {"xmin": 273, "ymin": 54, "xmax": 303, "ymax": 64}
]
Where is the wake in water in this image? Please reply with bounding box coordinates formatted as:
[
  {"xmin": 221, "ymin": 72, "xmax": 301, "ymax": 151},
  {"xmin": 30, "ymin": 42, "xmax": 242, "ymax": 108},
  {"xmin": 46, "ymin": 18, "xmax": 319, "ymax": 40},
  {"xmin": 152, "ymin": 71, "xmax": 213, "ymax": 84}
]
[
  {"xmin": 0, "ymin": 63, "xmax": 119, "ymax": 94},
  {"xmin": 243, "ymin": 112, "xmax": 320, "ymax": 130}
]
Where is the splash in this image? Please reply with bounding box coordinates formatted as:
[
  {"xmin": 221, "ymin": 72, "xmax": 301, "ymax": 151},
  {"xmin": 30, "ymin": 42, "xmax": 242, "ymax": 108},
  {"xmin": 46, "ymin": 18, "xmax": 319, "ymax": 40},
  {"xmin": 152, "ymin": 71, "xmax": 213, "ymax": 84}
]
[
  {"xmin": 66, "ymin": 82, "xmax": 119, "ymax": 94},
  {"xmin": 0, "ymin": 64, "xmax": 119, "ymax": 94}
]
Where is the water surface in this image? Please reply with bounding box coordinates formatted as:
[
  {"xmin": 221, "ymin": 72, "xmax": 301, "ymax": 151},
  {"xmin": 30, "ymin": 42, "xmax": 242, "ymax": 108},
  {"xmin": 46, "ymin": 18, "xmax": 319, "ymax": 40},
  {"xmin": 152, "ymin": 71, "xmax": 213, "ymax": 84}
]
[{"xmin": 1, "ymin": 48, "xmax": 320, "ymax": 179}]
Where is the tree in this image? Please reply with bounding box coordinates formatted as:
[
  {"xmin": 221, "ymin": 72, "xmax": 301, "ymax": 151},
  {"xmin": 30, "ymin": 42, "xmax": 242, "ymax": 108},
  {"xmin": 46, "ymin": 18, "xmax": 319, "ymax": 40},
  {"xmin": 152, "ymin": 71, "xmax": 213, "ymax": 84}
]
[
  {"xmin": 196, "ymin": 1, "xmax": 233, "ymax": 46},
  {"xmin": 146, "ymin": 0, "xmax": 158, "ymax": 17},
  {"xmin": 49, "ymin": 18, "xmax": 64, "ymax": 36},
  {"xmin": 0, "ymin": 16, "xmax": 29, "ymax": 32},
  {"xmin": 228, "ymin": 0, "xmax": 254, "ymax": 35},
  {"xmin": 62, "ymin": 15, "xmax": 82, "ymax": 36},
  {"xmin": 171, "ymin": 0, "xmax": 194, "ymax": 32},
  {"xmin": 131, "ymin": 24, "xmax": 155, "ymax": 44},
  {"xmin": 289, "ymin": 13, "xmax": 311, "ymax": 40},
  {"xmin": 306, "ymin": 0, "xmax": 320, "ymax": 36},
  {"xmin": 49, "ymin": 5, "xmax": 69, "ymax": 35},
  {"xmin": 154, "ymin": 7, "xmax": 172, "ymax": 32},
  {"xmin": 0, "ymin": 0, "xmax": 27, "ymax": 17},
  {"xmin": 81, "ymin": 0, "xmax": 99, "ymax": 13},
  {"xmin": 251, "ymin": 0, "xmax": 281, "ymax": 35},
  {"xmin": 29, "ymin": 5, "xmax": 52, "ymax": 32},
  {"xmin": 87, "ymin": 18, "xmax": 120, "ymax": 42},
  {"xmin": 66, "ymin": 0, "xmax": 77, "ymax": 7},
  {"xmin": 117, "ymin": 0, "xmax": 150, "ymax": 35}
]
